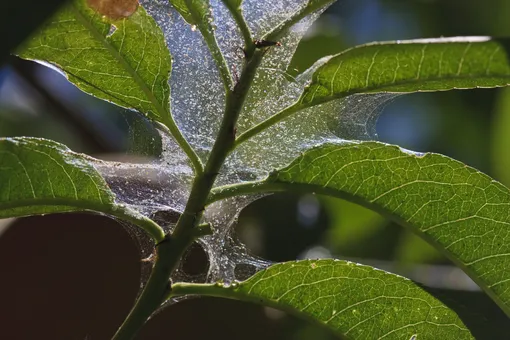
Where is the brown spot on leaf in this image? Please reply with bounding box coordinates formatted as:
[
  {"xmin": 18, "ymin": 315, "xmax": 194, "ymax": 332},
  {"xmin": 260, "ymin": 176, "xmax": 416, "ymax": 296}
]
[{"xmin": 87, "ymin": 0, "xmax": 139, "ymax": 20}]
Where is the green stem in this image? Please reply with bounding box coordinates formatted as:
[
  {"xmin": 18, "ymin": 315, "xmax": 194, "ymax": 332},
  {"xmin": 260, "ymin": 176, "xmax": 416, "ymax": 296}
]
[
  {"xmin": 112, "ymin": 220, "xmax": 215, "ymax": 340},
  {"xmin": 111, "ymin": 45, "xmax": 266, "ymax": 340},
  {"xmin": 112, "ymin": 234, "xmax": 193, "ymax": 340},
  {"xmin": 112, "ymin": 2, "xmax": 338, "ymax": 338},
  {"xmin": 207, "ymin": 180, "xmax": 267, "ymax": 205},
  {"xmin": 200, "ymin": 28, "xmax": 235, "ymax": 91},
  {"xmin": 72, "ymin": 4, "xmax": 203, "ymax": 175},
  {"xmin": 186, "ymin": 0, "xmax": 234, "ymax": 91},
  {"xmin": 157, "ymin": 120, "xmax": 204, "ymax": 175},
  {"xmin": 171, "ymin": 48, "xmax": 266, "ymax": 235},
  {"xmin": 234, "ymin": 103, "xmax": 301, "ymax": 147},
  {"xmin": 162, "ymin": 114, "xmax": 204, "ymax": 176},
  {"xmin": 171, "ymin": 282, "xmax": 232, "ymax": 297},
  {"xmin": 220, "ymin": 1, "xmax": 253, "ymax": 50},
  {"xmin": 111, "ymin": 206, "xmax": 166, "ymax": 243}
]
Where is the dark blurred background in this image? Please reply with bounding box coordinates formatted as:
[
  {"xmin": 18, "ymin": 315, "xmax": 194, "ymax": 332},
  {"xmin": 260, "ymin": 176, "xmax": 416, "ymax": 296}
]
[{"xmin": 1, "ymin": 0, "xmax": 510, "ymax": 339}]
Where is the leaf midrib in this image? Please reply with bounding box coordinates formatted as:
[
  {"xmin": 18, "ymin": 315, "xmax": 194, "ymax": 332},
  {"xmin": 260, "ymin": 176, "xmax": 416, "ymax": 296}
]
[
  {"xmin": 70, "ymin": 3, "xmax": 169, "ymax": 121},
  {"xmin": 210, "ymin": 178, "xmax": 510, "ymax": 318}
]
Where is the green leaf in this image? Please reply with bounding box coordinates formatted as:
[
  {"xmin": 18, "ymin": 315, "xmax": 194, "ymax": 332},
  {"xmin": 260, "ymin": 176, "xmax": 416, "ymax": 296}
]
[
  {"xmin": 0, "ymin": 137, "xmax": 164, "ymax": 241},
  {"xmin": 172, "ymin": 260, "xmax": 472, "ymax": 339},
  {"xmin": 298, "ymin": 37, "xmax": 510, "ymax": 108},
  {"xmin": 211, "ymin": 141, "xmax": 510, "ymax": 316},
  {"xmin": 17, "ymin": 0, "xmax": 172, "ymax": 124},
  {"xmin": 0, "ymin": 137, "xmax": 115, "ymax": 217},
  {"xmin": 265, "ymin": 142, "xmax": 510, "ymax": 316}
]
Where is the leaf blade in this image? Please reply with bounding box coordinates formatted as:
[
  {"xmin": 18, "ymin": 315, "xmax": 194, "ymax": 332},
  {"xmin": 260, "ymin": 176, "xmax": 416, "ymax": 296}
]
[
  {"xmin": 18, "ymin": 0, "xmax": 172, "ymax": 124},
  {"xmin": 299, "ymin": 37, "xmax": 510, "ymax": 108},
  {"xmin": 261, "ymin": 142, "xmax": 510, "ymax": 316},
  {"xmin": 0, "ymin": 137, "xmax": 164, "ymax": 241},
  {"xmin": 172, "ymin": 260, "xmax": 473, "ymax": 339}
]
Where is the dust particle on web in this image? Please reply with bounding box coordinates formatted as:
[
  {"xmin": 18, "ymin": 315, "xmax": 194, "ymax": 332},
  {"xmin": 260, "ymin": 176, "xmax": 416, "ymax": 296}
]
[{"xmin": 87, "ymin": 0, "xmax": 139, "ymax": 20}]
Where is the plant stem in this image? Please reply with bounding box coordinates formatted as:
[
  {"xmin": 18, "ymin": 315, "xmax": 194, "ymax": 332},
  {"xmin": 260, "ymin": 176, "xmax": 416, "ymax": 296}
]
[
  {"xmin": 111, "ymin": 46, "xmax": 266, "ymax": 340},
  {"xmin": 112, "ymin": 234, "xmax": 192, "ymax": 340},
  {"xmin": 234, "ymin": 103, "xmax": 301, "ymax": 147},
  {"xmin": 200, "ymin": 29, "xmax": 235, "ymax": 91},
  {"xmin": 162, "ymin": 121, "xmax": 204, "ymax": 175},
  {"xmin": 188, "ymin": 1, "xmax": 234, "ymax": 91},
  {"xmin": 112, "ymin": 3, "xmax": 338, "ymax": 337},
  {"xmin": 170, "ymin": 48, "xmax": 266, "ymax": 237},
  {"xmin": 111, "ymin": 206, "xmax": 166, "ymax": 243},
  {"xmin": 207, "ymin": 180, "xmax": 268, "ymax": 205},
  {"xmin": 158, "ymin": 119, "xmax": 204, "ymax": 175},
  {"xmin": 220, "ymin": 1, "xmax": 253, "ymax": 50}
]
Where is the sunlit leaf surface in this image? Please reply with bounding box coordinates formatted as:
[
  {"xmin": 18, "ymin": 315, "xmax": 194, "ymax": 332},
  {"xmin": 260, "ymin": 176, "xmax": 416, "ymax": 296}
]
[
  {"xmin": 173, "ymin": 260, "xmax": 472, "ymax": 339},
  {"xmin": 258, "ymin": 142, "xmax": 510, "ymax": 316},
  {"xmin": 18, "ymin": 0, "xmax": 172, "ymax": 124},
  {"xmin": 298, "ymin": 37, "xmax": 510, "ymax": 108},
  {"xmin": 0, "ymin": 137, "xmax": 116, "ymax": 217}
]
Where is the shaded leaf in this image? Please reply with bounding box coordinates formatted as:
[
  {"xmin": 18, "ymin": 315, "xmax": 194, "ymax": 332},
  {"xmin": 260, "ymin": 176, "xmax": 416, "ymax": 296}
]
[
  {"xmin": 172, "ymin": 260, "xmax": 472, "ymax": 339},
  {"xmin": 17, "ymin": 0, "xmax": 172, "ymax": 124},
  {"xmin": 261, "ymin": 142, "xmax": 510, "ymax": 316},
  {"xmin": 298, "ymin": 37, "xmax": 510, "ymax": 108}
]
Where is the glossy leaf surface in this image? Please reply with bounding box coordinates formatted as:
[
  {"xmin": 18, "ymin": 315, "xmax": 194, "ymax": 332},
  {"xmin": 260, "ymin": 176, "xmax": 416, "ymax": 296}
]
[
  {"xmin": 298, "ymin": 37, "xmax": 510, "ymax": 108},
  {"xmin": 264, "ymin": 142, "xmax": 510, "ymax": 316},
  {"xmin": 0, "ymin": 137, "xmax": 115, "ymax": 217},
  {"xmin": 18, "ymin": 0, "xmax": 172, "ymax": 124},
  {"xmin": 172, "ymin": 260, "xmax": 472, "ymax": 339},
  {"xmin": 0, "ymin": 137, "xmax": 164, "ymax": 241}
]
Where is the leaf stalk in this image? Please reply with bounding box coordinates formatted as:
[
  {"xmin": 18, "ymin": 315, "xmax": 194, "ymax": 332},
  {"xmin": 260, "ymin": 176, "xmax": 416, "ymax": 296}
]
[{"xmin": 112, "ymin": 2, "xmax": 335, "ymax": 337}]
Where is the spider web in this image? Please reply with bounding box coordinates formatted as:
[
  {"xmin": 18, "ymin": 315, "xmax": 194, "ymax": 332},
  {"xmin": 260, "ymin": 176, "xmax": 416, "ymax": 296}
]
[{"xmin": 91, "ymin": 0, "xmax": 398, "ymax": 292}]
